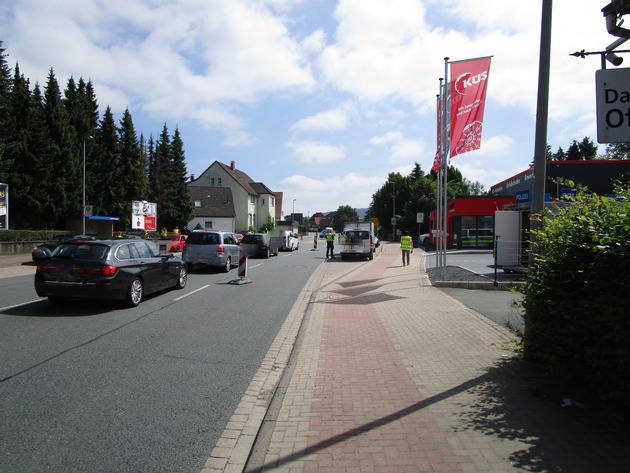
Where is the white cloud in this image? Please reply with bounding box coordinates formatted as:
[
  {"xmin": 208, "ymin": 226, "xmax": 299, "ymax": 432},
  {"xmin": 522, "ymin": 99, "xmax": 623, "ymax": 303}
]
[
  {"xmin": 287, "ymin": 139, "xmax": 346, "ymax": 164},
  {"xmin": 292, "ymin": 103, "xmax": 353, "ymax": 131},
  {"xmin": 370, "ymin": 131, "xmax": 425, "ymax": 162}
]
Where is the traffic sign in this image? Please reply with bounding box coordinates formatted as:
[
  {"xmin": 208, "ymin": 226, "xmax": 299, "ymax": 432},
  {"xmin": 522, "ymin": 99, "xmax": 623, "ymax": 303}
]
[{"xmin": 596, "ymin": 67, "xmax": 630, "ymax": 143}]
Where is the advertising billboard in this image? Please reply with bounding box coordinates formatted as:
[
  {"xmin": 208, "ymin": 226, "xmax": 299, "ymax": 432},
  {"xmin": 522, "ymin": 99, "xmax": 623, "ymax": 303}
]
[{"xmin": 131, "ymin": 200, "xmax": 157, "ymax": 231}]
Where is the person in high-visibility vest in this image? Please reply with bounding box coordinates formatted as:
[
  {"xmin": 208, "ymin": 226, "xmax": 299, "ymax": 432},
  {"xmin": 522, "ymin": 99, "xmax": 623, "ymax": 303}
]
[
  {"xmin": 400, "ymin": 230, "xmax": 413, "ymax": 266},
  {"xmin": 325, "ymin": 230, "xmax": 335, "ymax": 258}
]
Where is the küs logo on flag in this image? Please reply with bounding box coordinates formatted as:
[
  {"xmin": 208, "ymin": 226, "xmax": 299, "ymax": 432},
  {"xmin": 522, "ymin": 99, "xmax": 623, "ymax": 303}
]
[{"xmin": 449, "ymin": 56, "xmax": 491, "ymax": 158}]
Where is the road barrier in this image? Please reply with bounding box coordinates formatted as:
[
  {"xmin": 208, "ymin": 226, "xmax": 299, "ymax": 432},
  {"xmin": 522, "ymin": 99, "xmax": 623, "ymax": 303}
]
[{"xmin": 228, "ymin": 250, "xmax": 252, "ymax": 285}]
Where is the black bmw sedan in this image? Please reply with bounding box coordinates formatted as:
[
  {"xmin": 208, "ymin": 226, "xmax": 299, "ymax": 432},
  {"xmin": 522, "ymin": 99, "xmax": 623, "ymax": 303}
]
[{"xmin": 34, "ymin": 237, "xmax": 187, "ymax": 307}]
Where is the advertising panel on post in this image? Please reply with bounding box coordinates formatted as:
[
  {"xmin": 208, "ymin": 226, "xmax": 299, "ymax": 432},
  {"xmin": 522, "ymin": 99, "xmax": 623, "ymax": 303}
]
[
  {"xmin": 0, "ymin": 183, "xmax": 8, "ymax": 230},
  {"xmin": 131, "ymin": 200, "xmax": 157, "ymax": 231}
]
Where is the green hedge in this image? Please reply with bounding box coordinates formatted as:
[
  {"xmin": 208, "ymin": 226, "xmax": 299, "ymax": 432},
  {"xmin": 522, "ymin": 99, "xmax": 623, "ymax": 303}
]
[
  {"xmin": 524, "ymin": 183, "xmax": 630, "ymax": 413},
  {"xmin": 0, "ymin": 229, "xmax": 163, "ymax": 242},
  {"xmin": 0, "ymin": 229, "xmax": 68, "ymax": 242}
]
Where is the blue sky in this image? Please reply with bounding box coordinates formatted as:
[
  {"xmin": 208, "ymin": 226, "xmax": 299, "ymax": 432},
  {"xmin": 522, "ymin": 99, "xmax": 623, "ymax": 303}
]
[{"xmin": 0, "ymin": 0, "xmax": 617, "ymax": 217}]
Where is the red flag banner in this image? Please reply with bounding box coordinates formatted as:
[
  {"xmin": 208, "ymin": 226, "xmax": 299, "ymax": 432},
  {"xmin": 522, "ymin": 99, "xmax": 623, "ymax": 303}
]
[{"xmin": 449, "ymin": 56, "xmax": 491, "ymax": 158}]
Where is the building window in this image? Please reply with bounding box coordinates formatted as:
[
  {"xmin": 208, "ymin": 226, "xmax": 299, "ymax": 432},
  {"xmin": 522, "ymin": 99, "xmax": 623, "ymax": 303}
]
[
  {"xmin": 210, "ymin": 178, "xmax": 215, "ymax": 186},
  {"xmin": 271, "ymin": 197, "xmax": 275, "ymax": 206},
  {"xmin": 262, "ymin": 198, "xmax": 265, "ymax": 205},
  {"xmin": 195, "ymin": 200, "xmax": 201, "ymax": 207},
  {"xmin": 218, "ymin": 177, "xmax": 222, "ymax": 186},
  {"xmin": 250, "ymin": 195, "xmax": 256, "ymax": 204},
  {"xmin": 205, "ymin": 221, "xmax": 213, "ymax": 230}
]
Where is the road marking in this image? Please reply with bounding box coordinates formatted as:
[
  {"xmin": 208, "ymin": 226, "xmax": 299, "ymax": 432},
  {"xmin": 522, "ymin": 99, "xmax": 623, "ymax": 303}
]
[
  {"xmin": 173, "ymin": 284, "xmax": 210, "ymax": 301},
  {"xmin": 0, "ymin": 299, "xmax": 45, "ymax": 311}
]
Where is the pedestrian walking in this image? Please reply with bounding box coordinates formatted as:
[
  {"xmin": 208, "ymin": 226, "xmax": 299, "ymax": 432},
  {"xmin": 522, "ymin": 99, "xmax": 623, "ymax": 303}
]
[
  {"xmin": 325, "ymin": 229, "xmax": 335, "ymax": 258},
  {"xmin": 400, "ymin": 230, "xmax": 413, "ymax": 266}
]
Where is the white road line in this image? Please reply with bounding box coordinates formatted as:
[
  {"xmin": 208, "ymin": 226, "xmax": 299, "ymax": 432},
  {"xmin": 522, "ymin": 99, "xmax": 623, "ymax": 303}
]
[
  {"xmin": 0, "ymin": 299, "xmax": 44, "ymax": 311},
  {"xmin": 173, "ymin": 284, "xmax": 210, "ymax": 301}
]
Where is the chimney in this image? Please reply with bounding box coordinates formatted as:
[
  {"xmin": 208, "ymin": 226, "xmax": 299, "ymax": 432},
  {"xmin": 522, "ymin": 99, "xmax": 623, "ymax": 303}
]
[
  {"xmin": 190, "ymin": 174, "xmax": 195, "ymax": 182},
  {"xmin": 230, "ymin": 161, "xmax": 235, "ymax": 171}
]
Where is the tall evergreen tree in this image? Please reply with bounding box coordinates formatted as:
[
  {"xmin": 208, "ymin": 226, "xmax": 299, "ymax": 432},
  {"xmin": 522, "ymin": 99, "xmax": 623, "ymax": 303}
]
[
  {"xmin": 169, "ymin": 127, "xmax": 194, "ymax": 229},
  {"xmin": 0, "ymin": 42, "xmax": 12, "ymax": 168},
  {"xmin": 91, "ymin": 106, "xmax": 120, "ymax": 217},
  {"xmin": 117, "ymin": 108, "xmax": 145, "ymax": 229},
  {"xmin": 42, "ymin": 68, "xmax": 78, "ymax": 226},
  {"xmin": 153, "ymin": 124, "xmax": 174, "ymax": 230}
]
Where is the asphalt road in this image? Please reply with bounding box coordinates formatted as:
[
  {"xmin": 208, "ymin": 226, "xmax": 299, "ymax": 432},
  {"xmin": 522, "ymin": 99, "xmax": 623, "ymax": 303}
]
[
  {"xmin": 0, "ymin": 245, "xmax": 321, "ymax": 473},
  {"xmin": 423, "ymin": 248, "xmax": 525, "ymax": 334}
]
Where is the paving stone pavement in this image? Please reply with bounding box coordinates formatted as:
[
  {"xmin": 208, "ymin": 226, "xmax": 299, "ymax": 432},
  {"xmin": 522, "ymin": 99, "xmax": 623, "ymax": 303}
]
[{"xmin": 201, "ymin": 243, "xmax": 630, "ymax": 473}]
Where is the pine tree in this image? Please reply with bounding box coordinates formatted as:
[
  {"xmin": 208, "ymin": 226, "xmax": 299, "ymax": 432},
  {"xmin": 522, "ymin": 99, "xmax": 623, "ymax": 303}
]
[
  {"xmin": 170, "ymin": 127, "xmax": 193, "ymax": 229},
  {"xmin": 42, "ymin": 68, "xmax": 78, "ymax": 227},
  {"xmin": 117, "ymin": 108, "xmax": 145, "ymax": 229},
  {"xmin": 91, "ymin": 106, "xmax": 120, "ymax": 217},
  {"xmin": 153, "ymin": 124, "xmax": 174, "ymax": 230},
  {"xmin": 0, "ymin": 42, "xmax": 12, "ymax": 169}
]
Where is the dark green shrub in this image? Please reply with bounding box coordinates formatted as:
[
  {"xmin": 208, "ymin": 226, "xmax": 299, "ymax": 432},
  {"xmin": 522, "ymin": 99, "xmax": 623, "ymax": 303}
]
[{"xmin": 524, "ymin": 183, "xmax": 630, "ymax": 411}]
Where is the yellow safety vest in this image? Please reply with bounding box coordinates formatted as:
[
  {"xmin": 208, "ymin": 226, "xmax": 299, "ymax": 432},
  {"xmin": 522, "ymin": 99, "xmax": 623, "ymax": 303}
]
[{"xmin": 400, "ymin": 235, "xmax": 412, "ymax": 251}]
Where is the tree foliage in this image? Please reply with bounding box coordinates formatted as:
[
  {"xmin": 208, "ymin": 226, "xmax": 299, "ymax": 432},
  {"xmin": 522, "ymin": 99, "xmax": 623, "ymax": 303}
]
[
  {"xmin": 332, "ymin": 205, "xmax": 359, "ymax": 232},
  {"xmin": 369, "ymin": 162, "xmax": 484, "ymax": 240},
  {"xmin": 0, "ymin": 43, "xmax": 193, "ymax": 231}
]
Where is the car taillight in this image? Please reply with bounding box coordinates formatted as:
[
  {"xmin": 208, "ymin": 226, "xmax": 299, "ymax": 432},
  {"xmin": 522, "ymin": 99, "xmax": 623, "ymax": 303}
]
[
  {"xmin": 217, "ymin": 244, "xmax": 225, "ymax": 253},
  {"xmin": 261, "ymin": 242, "xmax": 268, "ymax": 247},
  {"xmin": 36, "ymin": 264, "xmax": 61, "ymax": 273},
  {"xmin": 100, "ymin": 266, "xmax": 119, "ymax": 276}
]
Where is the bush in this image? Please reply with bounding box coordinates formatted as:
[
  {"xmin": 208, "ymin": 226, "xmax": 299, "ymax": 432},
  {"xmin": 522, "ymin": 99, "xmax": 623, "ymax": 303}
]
[
  {"xmin": 524, "ymin": 183, "xmax": 630, "ymax": 412},
  {"xmin": 0, "ymin": 229, "xmax": 68, "ymax": 243}
]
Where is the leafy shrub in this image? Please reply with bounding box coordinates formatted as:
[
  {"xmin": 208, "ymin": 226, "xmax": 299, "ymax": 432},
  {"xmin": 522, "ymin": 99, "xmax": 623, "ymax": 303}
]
[
  {"xmin": 524, "ymin": 182, "xmax": 630, "ymax": 411},
  {"xmin": 0, "ymin": 230, "xmax": 68, "ymax": 243}
]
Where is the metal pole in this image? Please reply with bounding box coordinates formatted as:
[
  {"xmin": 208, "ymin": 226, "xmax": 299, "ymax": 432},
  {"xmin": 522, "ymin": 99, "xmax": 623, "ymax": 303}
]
[
  {"xmin": 530, "ymin": 0, "xmax": 552, "ymax": 264},
  {"xmin": 441, "ymin": 57, "xmax": 450, "ymax": 267},
  {"xmin": 392, "ymin": 181, "xmax": 396, "ymax": 241},
  {"xmin": 82, "ymin": 138, "xmax": 86, "ymax": 235}
]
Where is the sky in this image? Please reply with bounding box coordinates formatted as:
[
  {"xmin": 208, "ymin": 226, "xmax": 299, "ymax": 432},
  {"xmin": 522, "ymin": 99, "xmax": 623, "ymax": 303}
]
[{"xmin": 0, "ymin": 0, "xmax": 620, "ymax": 217}]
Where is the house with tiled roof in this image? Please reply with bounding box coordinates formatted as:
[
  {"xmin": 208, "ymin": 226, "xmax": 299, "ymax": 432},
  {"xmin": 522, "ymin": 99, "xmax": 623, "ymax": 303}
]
[
  {"xmin": 187, "ymin": 186, "xmax": 236, "ymax": 232},
  {"xmin": 188, "ymin": 160, "xmax": 277, "ymax": 231}
]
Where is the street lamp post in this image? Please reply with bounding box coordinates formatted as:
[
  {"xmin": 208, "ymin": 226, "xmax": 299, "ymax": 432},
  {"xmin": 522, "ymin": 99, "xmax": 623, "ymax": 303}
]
[
  {"xmin": 391, "ymin": 181, "xmax": 396, "ymax": 241},
  {"xmin": 292, "ymin": 199, "xmax": 296, "ymax": 223}
]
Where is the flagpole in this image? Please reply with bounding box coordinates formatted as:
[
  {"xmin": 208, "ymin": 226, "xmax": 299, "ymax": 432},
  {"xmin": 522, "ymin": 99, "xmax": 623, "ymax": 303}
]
[
  {"xmin": 441, "ymin": 57, "xmax": 450, "ymax": 267},
  {"xmin": 434, "ymin": 77, "xmax": 444, "ymax": 268}
]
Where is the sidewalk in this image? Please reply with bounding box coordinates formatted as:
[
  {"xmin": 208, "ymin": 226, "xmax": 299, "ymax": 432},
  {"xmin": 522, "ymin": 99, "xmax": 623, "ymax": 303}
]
[
  {"xmin": 203, "ymin": 243, "xmax": 630, "ymax": 473},
  {"xmin": 0, "ymin": 252, "xmax": 36, "ymax": 278}
]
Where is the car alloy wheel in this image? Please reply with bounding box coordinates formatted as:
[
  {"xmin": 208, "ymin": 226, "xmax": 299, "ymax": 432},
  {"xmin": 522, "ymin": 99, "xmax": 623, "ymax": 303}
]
[
  {"xmin": 176, "ymin": 266, "xmax": 188, "ymax": 289},
  {"xmin": 127, "ymin": 277, "xmax": 143, "ymax": 307},
  {"xmin": 223, "ymin": 257, "xmax": 231, "ymax": 273}
]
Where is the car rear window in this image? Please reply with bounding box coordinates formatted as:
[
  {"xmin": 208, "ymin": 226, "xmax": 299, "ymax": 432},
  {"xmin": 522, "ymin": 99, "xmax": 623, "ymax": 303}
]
[
  {"xmin": 346, "ymin": 231, "xmax": 369, "ymax": 240},
  {"xmin": 242, "ymin": 234, "xmax": 263, "ymax": 244},
  {"xmin": 53, "ymin": 243, "xmax": 110, "ymax": 260},
  {"xmin": 186, "ymin": 232, "xmax": 219, "ymax": 245}
]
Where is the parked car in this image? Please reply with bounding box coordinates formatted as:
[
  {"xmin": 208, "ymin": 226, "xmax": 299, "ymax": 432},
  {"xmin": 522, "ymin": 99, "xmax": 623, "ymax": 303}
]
[
  {"xmin": 182, "ymin": 230, "xmax": 240, "ymax": 272},
  {"xmin": 32, "ymin": 234, "xmax": 91, "ymax": 262},
  {"xmin": 240, "ymin": 233, "xmax": 279, "ymax": 258},
  {"xmin": 168, "ymin": 233, "xmax": 187, "ymax": 252},
  {"xmin": 417, "ymin": 233, "xmax": 431, "ymax": 247},
  {"xmin": 34, "ymin": 238, "xmax": 187, "ymax": 307}
]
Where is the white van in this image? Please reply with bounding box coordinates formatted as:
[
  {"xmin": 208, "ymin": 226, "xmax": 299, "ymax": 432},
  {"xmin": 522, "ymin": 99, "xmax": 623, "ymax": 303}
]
[{"xmin": 339, "ymin": 222, "xmax": 378, "ymax": 260}]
